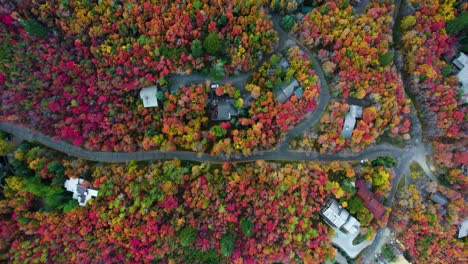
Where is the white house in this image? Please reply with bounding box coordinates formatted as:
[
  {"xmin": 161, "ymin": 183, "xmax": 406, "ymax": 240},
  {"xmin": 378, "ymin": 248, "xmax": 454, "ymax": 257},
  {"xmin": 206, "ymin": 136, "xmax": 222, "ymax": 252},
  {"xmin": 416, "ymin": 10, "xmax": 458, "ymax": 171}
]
[
  {"xmin": 140, "ymin": 86, "xmax": 158, "ymax": 108},
  {"xmin": 321, "ymin": 198, "xmax": 360, "ymax": 235},
  {"xmin": 458, "ymin": 218, "xmax": 468, "ymax": 239},
  {"xmin": 453, "ymin": 52, "xmax": 468, "ymax": 103},
  {"xmin": 341, "ymin": 105, "xmax": 363, "ymax": 138},
  {"xmin": 64, "ymin": 178, "xmax": 98, "ymax": 206}
]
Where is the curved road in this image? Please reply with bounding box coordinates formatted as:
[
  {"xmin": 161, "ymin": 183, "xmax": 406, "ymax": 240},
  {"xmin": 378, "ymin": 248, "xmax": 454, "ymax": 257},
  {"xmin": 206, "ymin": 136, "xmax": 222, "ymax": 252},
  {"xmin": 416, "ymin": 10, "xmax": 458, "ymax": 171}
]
[{"xmin": 0, "ymin": 7, "xmax": 432, "ymax": 263}]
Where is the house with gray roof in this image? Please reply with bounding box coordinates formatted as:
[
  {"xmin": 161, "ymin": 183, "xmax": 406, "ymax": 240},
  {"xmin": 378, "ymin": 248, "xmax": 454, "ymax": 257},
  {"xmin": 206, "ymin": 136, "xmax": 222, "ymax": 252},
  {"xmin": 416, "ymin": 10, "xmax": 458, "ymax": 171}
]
[
  {"xmin": 275, "ymin": 78, "xmax": 302, "ymax": 104},
  {"xmin": 341, "ymin": 104, "xmax": 363, "ymax": 138},
  {"xmin": 453, "ymin": 52, "xmax": 468, "ymax": 103},
  {"xmin": 430, "ymin": 191, "xmax": 449, "ymax": 207},
  {"xmin": 210, "ymin": 100, "xmax": 238, "ymax": 121}
]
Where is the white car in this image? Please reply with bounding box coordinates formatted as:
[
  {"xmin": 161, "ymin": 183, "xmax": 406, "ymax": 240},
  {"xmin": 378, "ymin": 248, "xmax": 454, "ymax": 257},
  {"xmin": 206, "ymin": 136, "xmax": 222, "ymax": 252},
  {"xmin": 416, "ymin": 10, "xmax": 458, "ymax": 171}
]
[
  {"xmin": 360, "ymin": 159, "xmax": 368, "ymax": 163},
  {"xmin": 211, "ymin": 83, "xmax": 220, "ymax": 89}
]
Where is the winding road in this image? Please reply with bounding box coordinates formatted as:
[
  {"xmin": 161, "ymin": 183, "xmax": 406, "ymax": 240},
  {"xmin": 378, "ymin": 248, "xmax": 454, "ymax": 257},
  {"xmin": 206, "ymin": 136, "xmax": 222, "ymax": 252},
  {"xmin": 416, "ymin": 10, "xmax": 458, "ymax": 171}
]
[{"xmin": 0, "ymin": 6, "xmax": 433, "ymax": 264}]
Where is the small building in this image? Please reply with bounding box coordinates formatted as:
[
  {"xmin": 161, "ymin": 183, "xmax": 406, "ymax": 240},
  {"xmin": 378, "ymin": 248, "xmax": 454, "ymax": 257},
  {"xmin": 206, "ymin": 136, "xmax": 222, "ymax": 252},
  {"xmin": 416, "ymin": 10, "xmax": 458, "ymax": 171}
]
[
  {"xmin": 355, "ymin": 179, "xmax": 385, "ymax": 220},
  {"xmin": 278, "ymin": 57, "xmax": 289, "ymax": 70},
  {"xmin": 210, "ymin": 100, "xmax": 238, "ymax": 121},
  {"xmin": 341, "ymin": 105, "xmax": 363, "ymax": 138},
  {"xmin": 321, "ymin": 198, "xmax": 360, "ymax": 234},
  {"xmin": 430, "ymin": 191, "xmax": 449, "ymax": 207},
  {"xmin": 453, "ymin": 52, "xmax": 468, "ymax": 103},
  {"xmin": 458, "ymin": 218, "xmax": 468, "ymax": 239},
  {"xmin": 64, "ymin": 178, "xmax": 98, "ymax": 206},
  {"xmin": 140, "ymin": 86, "xmax": 158, "ymax": 108},
  {"xmin": 275, "ymin": 78, "xmax": 303, "ymax": 104}
]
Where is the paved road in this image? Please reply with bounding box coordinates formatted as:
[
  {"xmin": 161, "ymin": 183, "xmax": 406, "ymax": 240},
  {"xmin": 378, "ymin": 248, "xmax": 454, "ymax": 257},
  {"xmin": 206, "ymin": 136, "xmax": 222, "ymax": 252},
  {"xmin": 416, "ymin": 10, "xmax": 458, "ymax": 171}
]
[
  {"xmin": 0, "ymin": 7, "xmax": 431, "ymax": 263},
  {"xmin": 0, "ymin": 121, "xmax": 408, "ymax": 163}
]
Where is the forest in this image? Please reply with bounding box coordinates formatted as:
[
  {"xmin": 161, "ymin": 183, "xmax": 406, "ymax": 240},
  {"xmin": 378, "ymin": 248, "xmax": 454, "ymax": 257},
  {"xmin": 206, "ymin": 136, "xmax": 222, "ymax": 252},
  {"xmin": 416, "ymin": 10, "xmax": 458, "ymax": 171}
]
[{"xmin": 0, "ymin": 141, "xmax": 396, "ymax": 263}]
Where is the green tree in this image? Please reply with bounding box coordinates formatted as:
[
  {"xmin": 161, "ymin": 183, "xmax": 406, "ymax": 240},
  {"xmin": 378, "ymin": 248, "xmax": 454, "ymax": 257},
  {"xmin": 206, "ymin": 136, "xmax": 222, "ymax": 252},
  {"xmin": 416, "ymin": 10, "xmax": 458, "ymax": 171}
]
[
  {"xmin": 210, "ymin": 125, "xmax": 227, "ymax": 137},
  {"xmin": 441, "ymin": 65, "xmax": 452, "ymax": 77},
  {"xmin": 347, "ymin": 196, "xmax": 364, "ymax": 214},
  {"xmin": 378, "ymin": 52, "xmax": 394, "ymax": 67},
  {"xmin": 280, "ymin": 15, "xmax": 295, "ymax": 31},
  {"xmin": 19, "ymin": 19, "xmax": 48, "ymax": 37},
  {"xmin": 341, "ymin": 179, "xmax": 356, "ymax": 195},
  {"xmin": 220, "ymin": 234, "xmax": 235, "ymax": 257},
  {"xmin": 240, "ymin": 217, "xmax": 254, "ymax": 237},
  {"xmin": 381, "ymin": 245, "xmax": 397, "ymax": 262},
  {"xmin": 400, "ymin": 15, "xmax": 416, "ymax": 30},
  {"xmin": 47, "ymin": 161, "xmax": 66, "ymax": 176},
  {"xmin": 191, "ymin": 39, "xmax": 204, "ymax": 57},
  {"xmin": 209, "ymin": 60, "xmax": 226, "ymax": 80},
  {"xmin": 203, "ymin": 33, "xmax": 222, "ymax": 55},
  {"xmin": 446, "ymin": 11, "xmax": 468, "ymax": 35},
  {"xmin": 0, "ymin": 138, "xmax": 14, "ymax": 156},
  {"xmin": 179, "ymin": 226, "xmax": 197, "ymax": 247},
  {"xmin": 372, "ymin": 156, "xmax": 396, "ymax": 168}
]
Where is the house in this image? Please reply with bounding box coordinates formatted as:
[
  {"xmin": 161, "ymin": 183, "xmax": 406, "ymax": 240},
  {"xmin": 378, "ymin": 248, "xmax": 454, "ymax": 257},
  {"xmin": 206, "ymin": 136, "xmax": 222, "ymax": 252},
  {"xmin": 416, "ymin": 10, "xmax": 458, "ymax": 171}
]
[
  {"xmin": 355, "ymin": 179, "xmax": 385, "ymax": 220},
  {"xmin": 64, "ymin": 178, "xmax": 98, "ymax": 206},
  {"xmin": 321, "ymin": 198, "xmax": 360, "ymax": 234},
  {"xmin": 430, "ymin": 191, "xmax": 449, "ymax": 207},
  {"xmin": 341, "ymin": 105, "xmax": 363, "ymax": 138},
  {"xmin": 453, "ymin": 52, "xmax": 468, "ymax": 103},
  {"xmin": 140, "ymin": 86, "xmax": 158, "ymax": 108},
  {"xmin": 275, "ymin": 78, "xmax": 303, "ymax": 104},
  {"xmin": 210, "ymin": 100, "xmax": 238, "ymax": 121},
  {"xmin": 458, "ymin": 219, "xmax": 468, "ymax": 239}
]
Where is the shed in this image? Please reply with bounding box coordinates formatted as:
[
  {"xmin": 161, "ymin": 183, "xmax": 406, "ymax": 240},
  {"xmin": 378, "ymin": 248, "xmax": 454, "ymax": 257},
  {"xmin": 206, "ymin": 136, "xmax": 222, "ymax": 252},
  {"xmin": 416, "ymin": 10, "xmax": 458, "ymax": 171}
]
[{"xmin": 140, "ymin": 86, "xmax": 158, "ymax": 108}]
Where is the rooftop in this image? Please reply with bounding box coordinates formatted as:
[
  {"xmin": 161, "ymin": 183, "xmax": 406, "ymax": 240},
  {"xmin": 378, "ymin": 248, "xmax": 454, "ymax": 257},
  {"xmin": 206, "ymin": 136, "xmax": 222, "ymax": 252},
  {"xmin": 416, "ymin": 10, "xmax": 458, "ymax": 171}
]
[
  {"xmin": 453, "ymin": 52, "xmax": 468, "ymax": 103},
  {"xmin": 210, "ymin": 100, "xmax": 238, "ymax": 121},
  {"xmin": 64, "ymin": 178, "xmax": 98, "ymax": 206},
  {"xmin": 341, "ymin": 104, "xmax": 363, "ymax": 138},
  {"xmin": 275, "ymin": 78, "xmax": 300, "ymax": 104},
  {"xmin": 458, "ymin": 218, "xmax": 468, "ymax": 239},
  {"xmin": 355, "ymin": 179, "xmax": 385, "ymax": 220},
  {"xmin": 140, "ymin": 86, "xmax": 158, "ymax": 108},
  {"xmin": 321, "ymin": 198, "xmax": 360, "ymax": 235},
  {"xmin": 430, "ymin": 191, "xmax": 449, "ymax": 207}
]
